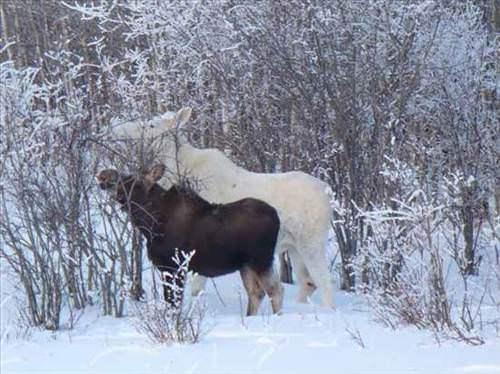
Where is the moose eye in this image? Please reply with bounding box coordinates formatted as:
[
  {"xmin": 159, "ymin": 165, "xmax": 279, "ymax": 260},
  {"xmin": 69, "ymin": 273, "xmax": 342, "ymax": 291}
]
[
  {"xmin": 97, "ymin": 179, "xmax": 115, "ymax": 190},
  {"xmin": 116, "ymin": 190, "xmax": 126, "ymax": 204}
]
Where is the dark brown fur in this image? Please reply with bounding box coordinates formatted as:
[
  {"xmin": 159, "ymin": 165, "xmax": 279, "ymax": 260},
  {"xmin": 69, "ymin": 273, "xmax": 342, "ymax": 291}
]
[{"xmin": 96, "ymin": 165, "xmax": 283, "ymax": 315}]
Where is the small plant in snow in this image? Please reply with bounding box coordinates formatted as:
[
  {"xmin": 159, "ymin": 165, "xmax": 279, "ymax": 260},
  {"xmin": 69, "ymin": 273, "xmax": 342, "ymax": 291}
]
[
  {"xmin": 345, "ymin": 324, "xmax": 366, "ymax": 349},
  {"xmin": 132, "ymin": 250, "xmax": 207, "ymax": 345}
]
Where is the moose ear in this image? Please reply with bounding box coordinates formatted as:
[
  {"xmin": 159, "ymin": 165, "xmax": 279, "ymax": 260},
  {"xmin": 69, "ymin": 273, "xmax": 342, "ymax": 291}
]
[
  {"xmin": 174, "ymin": 107, "xmax": 192, "ymax": 129},
  {"xmin": 145, "ymin": 164, "xmax": 166, "ymax": 183},
  {"xmin": 159, "ymin": 107, "xmax": 191, "ymax": 130},
  {"xmin": 96, "ymin": 169, "xmax": 119, "ymax": 189}
]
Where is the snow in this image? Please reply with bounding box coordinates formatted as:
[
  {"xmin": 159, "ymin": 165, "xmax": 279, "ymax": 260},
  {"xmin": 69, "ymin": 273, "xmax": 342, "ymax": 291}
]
[{"xmin": 1, "ymin": 272, "xmax": 499, "ymax": 374}]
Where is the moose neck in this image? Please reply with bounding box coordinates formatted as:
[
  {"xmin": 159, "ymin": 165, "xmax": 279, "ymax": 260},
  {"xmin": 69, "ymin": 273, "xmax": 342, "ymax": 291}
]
[
  {"xmin": 126, "ymin": 184, "xmax": 165, "ymax": 243},
  {"xmin": 125, "ymin": 182, "xmax": 212, "ymax": 248}
]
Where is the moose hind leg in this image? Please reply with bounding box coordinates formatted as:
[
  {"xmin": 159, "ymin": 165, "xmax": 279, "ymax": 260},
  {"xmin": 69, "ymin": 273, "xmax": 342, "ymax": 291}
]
[
  {"xmin": 288, "ymin": 248, "xmax": 317, "ymax": 303},
  {"xmin": 256, "ymin": 268, "xmax": 284, "ymax": 314},
  {"xmin": 239, "ymin": 267, "xmax": 265, "ymax": 316},
  {"xmin": 301, "ymin": 245, "xmax": 334, "ymax": 308},
  {"xmin": 162, "ymin": 273, "xmax": 176, "ymax": 306}
]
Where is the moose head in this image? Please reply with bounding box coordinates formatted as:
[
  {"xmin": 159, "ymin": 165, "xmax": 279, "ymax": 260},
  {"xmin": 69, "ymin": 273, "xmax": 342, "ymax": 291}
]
[{"xmin": 96, "ymin": 164, "xmax": 166, "ymax": 207}]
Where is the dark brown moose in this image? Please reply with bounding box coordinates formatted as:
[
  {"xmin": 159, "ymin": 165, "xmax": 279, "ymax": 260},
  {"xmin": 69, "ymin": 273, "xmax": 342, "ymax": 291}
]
[{"xmin": 96, "ymin": 164, "xmax": 283, "ymax": 315}]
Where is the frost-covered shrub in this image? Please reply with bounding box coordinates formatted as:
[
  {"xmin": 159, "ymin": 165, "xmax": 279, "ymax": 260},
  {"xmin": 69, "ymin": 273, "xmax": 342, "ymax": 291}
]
[
  {"xmin": 132, "ymin": 297, "xmax": 206, "ymax": 345},
  {"xmin": 355, "ymin": 184, "xmax": 496, "ymax": 344},
  {"xmin": 0, "ymin": 61, "xmax": 136, "ymax": 328},
  {"xmin": 132, "ymin": 251, "xmax": 207, "ymax": 345}
]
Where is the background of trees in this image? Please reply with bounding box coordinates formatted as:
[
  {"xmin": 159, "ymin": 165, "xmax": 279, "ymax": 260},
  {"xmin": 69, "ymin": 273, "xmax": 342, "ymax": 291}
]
[{"xmin": 1, "ymin": 0, "xmax": 498, "ymax": 341}]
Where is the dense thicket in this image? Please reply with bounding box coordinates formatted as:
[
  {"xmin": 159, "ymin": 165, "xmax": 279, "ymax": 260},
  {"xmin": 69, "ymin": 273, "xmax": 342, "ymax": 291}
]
[{"xmin": 1, "ymin": 0, "xmax": 498, "ymax": 341}]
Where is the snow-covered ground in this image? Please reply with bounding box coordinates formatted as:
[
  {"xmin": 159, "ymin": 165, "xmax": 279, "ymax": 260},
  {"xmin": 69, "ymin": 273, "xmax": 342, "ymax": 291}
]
[{"xmin": 1, "ymin": 272, "xmax": 499, "ymax": 374}]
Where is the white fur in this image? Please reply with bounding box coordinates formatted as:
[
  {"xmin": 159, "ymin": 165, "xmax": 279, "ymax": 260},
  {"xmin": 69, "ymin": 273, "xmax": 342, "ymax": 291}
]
[{"xmin": 112, "ymin": 108, "xmax": 334, "ymax": 308}]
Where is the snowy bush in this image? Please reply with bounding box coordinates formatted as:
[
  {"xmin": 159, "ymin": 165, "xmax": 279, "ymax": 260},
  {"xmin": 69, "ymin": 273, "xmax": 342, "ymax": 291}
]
[
  {"xmin": 0, "ymin": 59, "xmax": 139, "ymax": 327},
  {"xmin": 131, "ymin": 251, "xmax": 207, "ymax": 345},
  {"xmin": 355, "ymin": 179, "xmax": 497, "ymax": 344}
]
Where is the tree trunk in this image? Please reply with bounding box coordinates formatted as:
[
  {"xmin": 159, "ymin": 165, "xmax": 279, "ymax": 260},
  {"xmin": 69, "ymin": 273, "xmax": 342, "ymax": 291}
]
[
  {"xmin": 461, "ymin": 203, "xmax": 477, "ymax": 275},
  {"xmin": 495, "ymin": 0, "xmax": 500, "ymax": 32},
  {"xmin": 461, "ymin": 184, "xmax": 479, "ymax": 275},
  {"xmin": 339, "ymin": 240, "xmax": 356, "ymax": 291},
  {"xmin": 0, "ymin": 1, "xmax": 15, "ymax": 62},
  {"xmin": 129, "ymin": 228, "xmax": 144, "ymax": 300},
  {"xmin": 333, "ymin": 218, "xmax": 357, "ymax": 291}
]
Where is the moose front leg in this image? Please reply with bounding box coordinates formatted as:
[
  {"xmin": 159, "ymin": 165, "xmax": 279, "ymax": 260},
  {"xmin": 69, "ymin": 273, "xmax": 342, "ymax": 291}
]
[{"xmin": 161, "ymin": 268, "xmax": 187, "ymax": 308}]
